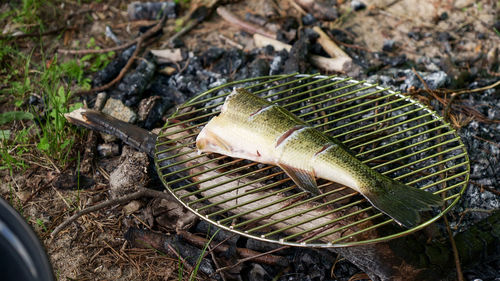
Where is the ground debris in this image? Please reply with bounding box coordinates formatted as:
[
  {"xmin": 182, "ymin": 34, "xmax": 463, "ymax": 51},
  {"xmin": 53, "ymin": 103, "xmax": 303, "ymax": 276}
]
[{"xmin": 109, "ymin": 146, "xmax": 149, "ymax": 198}]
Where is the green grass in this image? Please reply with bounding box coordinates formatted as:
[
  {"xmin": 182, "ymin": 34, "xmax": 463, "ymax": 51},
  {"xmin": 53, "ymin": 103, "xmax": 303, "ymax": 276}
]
[
  {"xmin": 0, "ymin": 3, "xmax": 113, "ymax": 174},
  {"xmin": 188, "ymin": 229, "xmax": 219, "ymax": 281}
]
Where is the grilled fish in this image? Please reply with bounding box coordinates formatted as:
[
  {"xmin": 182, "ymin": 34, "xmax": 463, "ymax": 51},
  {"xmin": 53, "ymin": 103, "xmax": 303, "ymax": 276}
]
[{"xmin": 196, "ymin": 88, "xmax": 443, "ymax": 228}]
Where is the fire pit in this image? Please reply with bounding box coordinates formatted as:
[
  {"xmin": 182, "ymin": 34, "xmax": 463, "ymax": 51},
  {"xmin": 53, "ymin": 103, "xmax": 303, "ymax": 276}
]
[{"xmin": 154, "ymin": 73, "xmax": 470, "ymax": 247}]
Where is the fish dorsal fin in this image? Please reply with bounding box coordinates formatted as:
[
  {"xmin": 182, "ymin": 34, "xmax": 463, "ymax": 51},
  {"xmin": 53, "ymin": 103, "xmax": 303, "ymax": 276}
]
[{"xmin": 278, "ymin": 164, "xmax": 320, "ymax": 196}]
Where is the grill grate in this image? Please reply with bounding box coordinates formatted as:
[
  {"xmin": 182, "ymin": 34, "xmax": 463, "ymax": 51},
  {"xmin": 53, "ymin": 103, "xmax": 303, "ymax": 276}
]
[{"xmin": 154, "ymin": 74, "xmax": 469, "ymax": 247}]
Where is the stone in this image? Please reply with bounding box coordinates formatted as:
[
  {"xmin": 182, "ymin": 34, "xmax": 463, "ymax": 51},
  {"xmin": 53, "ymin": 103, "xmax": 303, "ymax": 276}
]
[
  {"xmin": 101, "ymin": 98, "xmax": 137, "ymax": 124},
  {"xmin": 123, "ymin": 200, "xmax": 143, "ymax": 215}
]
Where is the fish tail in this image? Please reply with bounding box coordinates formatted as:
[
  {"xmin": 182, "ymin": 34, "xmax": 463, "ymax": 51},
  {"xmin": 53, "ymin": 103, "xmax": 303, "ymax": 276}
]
[{"xmin": 363, "ymin": 178, "xmax": 443, "ymax": 228}]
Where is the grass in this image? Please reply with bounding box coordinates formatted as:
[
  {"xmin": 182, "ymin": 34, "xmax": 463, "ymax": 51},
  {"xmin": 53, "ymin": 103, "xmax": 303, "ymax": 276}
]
[
  {"xmin": 189, "ymin": 229, "xmax": 219, "ymax": 281},
  {"xmin": 0, "ymin": 5, "xmax": 113, "ymax": 174}
]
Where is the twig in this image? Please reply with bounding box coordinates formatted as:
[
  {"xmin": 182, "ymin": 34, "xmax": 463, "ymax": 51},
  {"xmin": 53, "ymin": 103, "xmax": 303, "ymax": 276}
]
[
  {"xmin": 215, "ymin": 245, "xmax": 290, "ymax": 273},
  {"xmin": 0, "ymin": 26, "xmax": 75, "ymax": 40},
  {"xmin": 208, "ymin": 245, "xmax": 227, "ymax": 281},
  {"xmin": 160, "ymin": 18, "xmax": 201, "ymax": 48},
  {"xmin": 312, "ymin": 26, "xmax": 352, "ymax": 60},
  {"xmin": 443, "ymin": 214, "xmax": 464, "ymax": 281},
  {"xmin": 216, "ymin": 7, "xmax": 276, "ymax": 39},
  {"xmin": 218, "ymin": 34, "xmax": 243, "ymax": 49},
  {"xmin": 58, "ymin": 11, "xmax": 167, "ymax": 55},
  {"xmin": 177, "ymin": 230, "xmax": 288, "ymax": 267},
  {"xmin": 50, "ymin": 188, "xmax": 172, "ymax": 238},
  {"xmin": 166, "ymin": 243, "xmax": 194, "ymax": 272},
  {"xmin": 453, "ymin": 79, "xmax": 500, "ymax": 96},
  {"xmin": 288, "ymin": 0, "xmax": 307, "ymax": 15},
  {"xmin": 73, "ymin": 37, "xmax": 143, "ymax": 95}
]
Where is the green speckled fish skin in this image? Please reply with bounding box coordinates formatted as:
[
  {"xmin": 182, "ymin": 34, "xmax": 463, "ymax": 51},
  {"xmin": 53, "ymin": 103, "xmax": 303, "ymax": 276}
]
[{"xmin": 197, "ymin": 88, "xmax": 443, "ymax": 228}]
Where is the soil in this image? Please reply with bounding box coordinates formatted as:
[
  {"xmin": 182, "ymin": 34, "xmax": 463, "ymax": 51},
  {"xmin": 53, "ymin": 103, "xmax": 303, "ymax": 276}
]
[{"xmin": 1, "ymin": 0, "xmax": 498, "ymax": 280}]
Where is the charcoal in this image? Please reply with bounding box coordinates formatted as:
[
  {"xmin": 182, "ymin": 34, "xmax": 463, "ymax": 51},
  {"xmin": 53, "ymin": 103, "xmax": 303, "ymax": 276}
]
[
  {"xmin": 283, "ymin": 249, "xmax": 337, "ymax": 281},
  {"xmin": 97, "ymin": 143, "xmax": 120, "ymax": 157},
  {"xmin": 283, "ymin": 29, "xmax": 316, "ymax": 73},
  {"xmin": 439, "ymin": 12, "xmax": 449, "ymax": 21},
  {"xmin": 170, "ymin": 37, "xmax": 185, "ymax": 48},
  {"xmin": 201, "ymin": 47, "xmax": 225, "ymax": 66},
  {"xmin": 147, "ymin": 75, "xmax": 175, "ymax": 105},
  {"xmin": 437, "ymin": 31, "xmax": 454, "ymax": 42},
  {"xmin": 92, "ymin": 45, "xmax": 136, "ymax": 87},
  {"xmin": 28, "ymin": 94, "xmax": 41, "ymax": 105},
  {"xmin": 282, "ymin": 16, "xmax": 299, "ymax": 31},
  {"xmin": 127, "ymin": 1, "xmax": 178, "ymax": 20},
  {"xmin": 382, "ymin": 39, "xmax": 396, "ymax": 52},
  {"xmin": 169, "ymin": 73, "xmax": 208, "ymax": 98},
  {"xmin": 332, "ymin": 259, "xmax": 364, "ymax": 281},
  {"xmin": 399, "ymin": 69, "xmax": 450, "ymax": 91},
  {"xmin": 329, "ymin": 28, "xmax": 353, "ymax": 45},
  {"xmin": 351, "ymin": 0, "xmax": 367, "ymax": 11},
  {"xmin": 246, "ymin": 264, "xmax": 270, "ymax": 281},
  {"xmin": 269, "ymin": 49, "xmax": 289, "ymax": 75},
  {"xmin": 114, "ymin": 54, "xmax": 156, "ymax": 106},
  {"xmin": 384, "ymin": 54, "xmax": 407, "ymax": 67},
  {"xmin": 137, "ymin": 96, "xmax": 169, "ymax": 130},
  {"xmin": 476, "ymin": 32, "xmax": 488, "ymax": 40},
  {"xmin": 407, "ymin": 31, "xmax": 422, "ymax": 40},
  {"xmin": 184, "ymin": 55, "xmax": 204, "ymax": 75},
  {"xmin": 246, "ymin": 237, "xmax": 285, "ymax": 253},
  {"xmin": 302, "ymin": 13, "xmax": 317, "ymax": 25},
  {"xmin": 249, "ymin": 58, "xmax": 270, "ymax": 77},
  {"xmin": 212, "ymin": 48, "xmax": 247, "ymax": 75},
  {"xmin": 194, "ymin": 220, "xmax": 239, "ymax": 245}
]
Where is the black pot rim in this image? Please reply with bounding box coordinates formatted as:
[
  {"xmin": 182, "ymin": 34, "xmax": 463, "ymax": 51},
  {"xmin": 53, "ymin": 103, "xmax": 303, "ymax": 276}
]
[{"xmin": 0, "ymin": 197, "xmax": 54, "ymax": 281}]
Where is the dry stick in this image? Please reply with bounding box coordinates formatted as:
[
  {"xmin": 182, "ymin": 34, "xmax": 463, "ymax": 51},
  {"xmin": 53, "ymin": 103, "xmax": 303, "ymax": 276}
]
[
  {"xmin": 443, "ymin": 214, "xmax": 464, "ymax": 281},
  {"xmin": 58, "ymin": 11, "xmax": 168, "ymax": 55},
  {"xmin": 288, "ymin": 0, "xmax": 307, "ymax": 15},
  {"xmin": 50, "ymin": 188, "xmax": 173, "ymax": 238},
  {"xmin": 166, "ymin": 243, "xmax": 194, "ymax": 272},
  {"xmin": 177, "ymin": 230, "xmax": 288, "ymax": 266},
  {"xmin": 0, "ymin": 26, "xmax": 75, "ymax": 40},
  {"xmin": 208, "ymin": 245, "xmax": 228, "ymax": 281},
  {"xmin": 160, "ymin": 17, "xmax": 202, "ymax": 48},
  {"xmin": 453, "ymin": 79, "xmax": 500, "ymax": 95},
  {"xmin": 216, "ymin": 7, "xmax": 276, "ymax": 39},
  {"xmin": 73, "ymin": 37, "xmax": 143, "ymax": 95},
  {"xmin": 215, "ymin": 245, "xmax": 290, "ymax": 273},
  {"xmin": 253, "ymin": 33, "xmax": 352, "ymax": 73},
  {"xmin": 312, "ymin": 26, "xmax": 352, "ymax": 60}
]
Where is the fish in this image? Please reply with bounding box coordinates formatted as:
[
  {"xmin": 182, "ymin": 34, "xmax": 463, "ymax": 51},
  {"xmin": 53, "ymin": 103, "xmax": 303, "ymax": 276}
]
[{"xmin": 196, "ymin": 88, "xmax": 443, "ymax": 228}]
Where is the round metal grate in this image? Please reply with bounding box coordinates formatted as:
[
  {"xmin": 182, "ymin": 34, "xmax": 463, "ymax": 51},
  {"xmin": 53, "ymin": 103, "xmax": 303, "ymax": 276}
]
[{"xmin": 154, "ymin": 74, "xmax": 470, "ymax": 247}]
